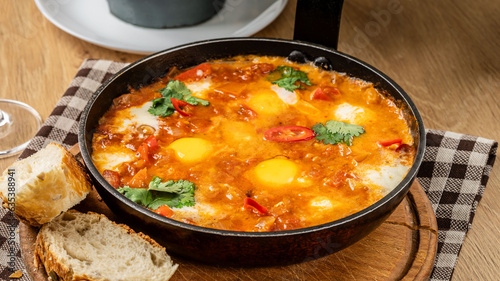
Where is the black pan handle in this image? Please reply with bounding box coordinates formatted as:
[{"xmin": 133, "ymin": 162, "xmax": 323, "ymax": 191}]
[{"xmin": 293, "ymin": 0, "xmax": 345, "ymax": 50}]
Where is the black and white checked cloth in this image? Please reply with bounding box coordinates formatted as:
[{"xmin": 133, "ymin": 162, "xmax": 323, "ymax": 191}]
[
  {"xmin": 0, "ymin": 60, "xmax": 497, "ymax": 281},
  {"xmin": 417, "ymin": 131, "xmax": 497, "ymax": 280}
]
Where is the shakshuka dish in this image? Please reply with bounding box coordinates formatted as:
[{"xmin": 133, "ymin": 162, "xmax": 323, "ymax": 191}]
[{"xmin": 91, "ymin": 55, "xmax": 415, "ymax": 232}]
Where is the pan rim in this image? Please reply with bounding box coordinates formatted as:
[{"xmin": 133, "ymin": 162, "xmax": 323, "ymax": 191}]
[{"xmin": 79, "ymin": 37, "xmax": 426, "ymax": 238}]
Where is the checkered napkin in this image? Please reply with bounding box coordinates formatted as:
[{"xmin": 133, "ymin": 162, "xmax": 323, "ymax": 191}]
[{"xmin": 0, "ymin": 59, "xmax": 497, "ymax": 281}]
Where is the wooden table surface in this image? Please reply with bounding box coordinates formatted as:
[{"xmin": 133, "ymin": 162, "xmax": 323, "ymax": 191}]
[{"xmin": 1, "ymin": 0, "xmax": 498, "ymax": 280}]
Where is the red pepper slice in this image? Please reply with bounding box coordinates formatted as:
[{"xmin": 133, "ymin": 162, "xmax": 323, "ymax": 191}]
[
  {"xmin": 264, "ymin": 126, "xmax": 316, "ymax": 142},
  {"xmin": 171, "ymin": 98, "xmax": 192, "ymax": 116},
  {"xmin": 155, "ymin": 205, "xmax": 174, "ymax": 218},
  {"xmin": 378, "ymin": 138, "xmax": 403, "ymax": 147},
  {"xmin": 244, "ymin": 198, "xmax": 268, "ymax": 214},
  {"xmin": 174, "ymin": 63, "xmax": 212, "ymax": 82}
]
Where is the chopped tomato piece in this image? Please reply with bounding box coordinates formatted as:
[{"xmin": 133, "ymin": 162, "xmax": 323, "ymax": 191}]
[
  {"xmin": 170, "ymin": 98, "xmax": 192, "ymax": 116},
  {"xmin": 127, "ymin": 168, "xmax": 148, "ymax": 188},
  {"xmin": 174, "ymin": 63, "xmax": 212, "ymax": 81},
  {"xmin": 264, "ymin": 126, "xmax": 315, "ymax": 142},
  {"xmin": 144, "ymin": 135, "xmax": 159, "ymax": 150},
  {"xmin": 103, "ymin": 170, "xmax": 120, "ymax": 188},
  {"xmin": 311, "ymin": 88, "xmax": 331, "ymax": 101},
  {"xmin": 254, "ymin": 63, "xmax": 276, "ymax": 74},
  {"xmin": 323, "ymin": 86, "xmax": 341, "ymax": 98},
  {"xmin": 137, "ymin": 143, "xmax": 151, "ymax": 163},
  {"xmin": 325, "ymin": 171, "xmax": 347, "ymax": 188},
  {"xmin": 378, "ymin": 138, "xmax": 403, "ymax": 147},
  {"xmin": 137, "ymin": 135, "xmax": 159, "ymax": 164},
  {"xmin": 244, "ymin": 198, "xmax": 268, "ymax": 214},
  {"xmin": 155, "ymin": 205, "xmax": 174, "ymax": 218},
  {"xmin": 310, "ymin": 86, "xmax": 341, "ymax": 101}
]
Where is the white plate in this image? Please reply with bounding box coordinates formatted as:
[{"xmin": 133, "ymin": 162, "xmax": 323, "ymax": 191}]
[{"xmin": 35, "ymin": 0, "xmax": 288, "ymax": 55}]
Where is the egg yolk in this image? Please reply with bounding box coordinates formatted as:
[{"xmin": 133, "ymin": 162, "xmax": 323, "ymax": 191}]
[
  {"xmin": 254, "ymin": 158, "xmax": 298, "ymax": 187},
  {"xmin": 247, "ymin": 90, "xmax": 287, "ymax": 115},
  {"xmin": 169, "ymin": 138, "xmax": 211, "ymax": 163}
]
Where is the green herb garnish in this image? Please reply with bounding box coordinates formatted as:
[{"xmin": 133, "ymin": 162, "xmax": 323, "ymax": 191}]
[
  {"xmin": 148, "ymin": 80, "xmax": 209, "ymax": 117},
  {"xmin": 268, "ymin": 65, "xmax": 312, "ymax": 92},
  {"xmin": 312, "ymin": 120, "xmax": 365, "ymax": 146},
  {"xmin": 117, "ymin": 176, "xmax": 196, "ymax": 209}
]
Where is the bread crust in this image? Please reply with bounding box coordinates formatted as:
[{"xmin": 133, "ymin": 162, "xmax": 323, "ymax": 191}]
[
  {"xmin": 0, "ymin": 143, "xmax": 92, "ymax": 226},
  {"xmin": 35, "ymin": 210, "xmax": 176, "ymax": 281}
]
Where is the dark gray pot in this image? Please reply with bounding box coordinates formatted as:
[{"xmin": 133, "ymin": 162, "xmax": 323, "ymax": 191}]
[{"xmin": 107, "ymin": 0, "xmax": 225, "ymax": 28}]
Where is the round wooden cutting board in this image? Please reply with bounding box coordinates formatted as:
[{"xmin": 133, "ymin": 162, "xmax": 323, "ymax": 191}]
[{"xmin": 20, "ymin": 181, "xmax": 437, "ymax": 281}]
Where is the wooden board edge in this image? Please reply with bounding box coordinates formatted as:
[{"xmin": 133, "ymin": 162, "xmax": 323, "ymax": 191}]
[
  {"xmin": 19, "ymin": 223, "xmax": 47, "ymax": 281},
  {"xmin": 410, "ymin": 181, "xmax": 438, "ymax": 281},
  {"xmin": 384, "ymin": 180, "xmax": 438, "ymax": 280}
]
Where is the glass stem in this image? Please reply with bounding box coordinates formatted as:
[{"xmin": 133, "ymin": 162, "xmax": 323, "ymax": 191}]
[
  {"xmin": 0, "ymin": 100, "xmax": 42, "ymax": 158},
  {"xmin": 0, "ymin": 109, "xmax": 4, "ymax": 125},
  {"xmin": 0, "ymin": 109, "xmax": 11, "ymax": 138}
]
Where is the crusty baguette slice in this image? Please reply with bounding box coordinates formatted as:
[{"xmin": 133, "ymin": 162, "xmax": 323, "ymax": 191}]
[
  {"xmin": 0, "ymin": 143, "xmax": 92, "ymax": 226},
  {"xmin": 35, "ymin": 210, "xmax": 178, "ymax": 281}
]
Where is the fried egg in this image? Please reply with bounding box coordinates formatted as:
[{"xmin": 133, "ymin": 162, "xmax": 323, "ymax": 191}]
[{"xmin": 168, "ymin": 137, "xmax": 212, "ymax": 163}]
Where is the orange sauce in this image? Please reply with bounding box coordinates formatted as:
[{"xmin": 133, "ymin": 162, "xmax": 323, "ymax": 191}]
[{"xmin": 92, "ymin": 56, "xmax": 415, "ymax": 232}]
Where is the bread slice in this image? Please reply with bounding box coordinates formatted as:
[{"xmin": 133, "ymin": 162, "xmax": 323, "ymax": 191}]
[
  {"xmin": 35, "ymin": 210, "xmax": 178, "ymax": 281},
  {"xmin": 0, "ymin": 143, "xmax": 92, "ymax": 226}
]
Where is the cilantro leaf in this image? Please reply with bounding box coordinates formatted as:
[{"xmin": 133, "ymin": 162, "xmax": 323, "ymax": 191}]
[
  {"xmin": 117, "ymin": 176, "xmax": 196, "ymax": 210},
  {"xmin": 148, "ymin": 80, "xmax": 209, "ymax": 117},
  {"xmin": 149, "ymin": 177, "xmax": 195, "ymax": 194},
  {"xmin": 158, "ymin": 80, "xmax": 191, "ymax": 98},
  {"xmin": 184, "ymin": 96, "xmax": 210, "ymax": 106},
  {"xmin": 148, "ymin": 97, "xmax": 175, "ymax": 117},
  {"xmin": 268, "ymin": 66, "xmax": 312, "ymax": 92},
  {"xmin": 117, "ymin": 187, "xmax": 152, "ymax": 205},
  {"xmin": 312, "ymin": 120, "xmax": 365, "ymax": 146},
  {"xmin": 148, "ymin": 194, "xmax": 178, "ymax": 210}
]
